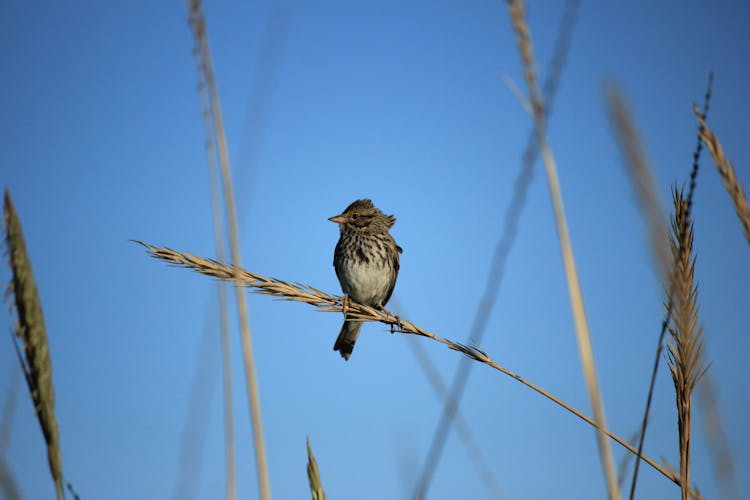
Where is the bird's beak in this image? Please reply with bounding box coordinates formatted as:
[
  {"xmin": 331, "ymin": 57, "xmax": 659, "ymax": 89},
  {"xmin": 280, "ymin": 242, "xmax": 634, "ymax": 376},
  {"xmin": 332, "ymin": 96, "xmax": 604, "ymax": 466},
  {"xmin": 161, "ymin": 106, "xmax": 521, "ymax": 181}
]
[{"xmin": 328, "ymin": 214, "xmax": 346, "ymax": 224}]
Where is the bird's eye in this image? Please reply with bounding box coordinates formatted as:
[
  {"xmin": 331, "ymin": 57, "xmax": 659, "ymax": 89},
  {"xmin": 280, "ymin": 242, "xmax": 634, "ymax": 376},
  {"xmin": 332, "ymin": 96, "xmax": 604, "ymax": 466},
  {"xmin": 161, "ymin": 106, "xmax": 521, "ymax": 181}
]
[{"xmin": 351, "ymin": 214, "xmax": 359, "ymax": 220}]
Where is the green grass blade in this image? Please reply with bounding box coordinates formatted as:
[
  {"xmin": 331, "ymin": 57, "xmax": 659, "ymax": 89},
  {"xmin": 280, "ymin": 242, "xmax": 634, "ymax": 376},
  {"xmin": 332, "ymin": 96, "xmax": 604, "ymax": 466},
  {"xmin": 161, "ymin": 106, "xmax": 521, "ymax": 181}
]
[{"xmin": 306, "ymin": 437, "xmax": 326, "ymax": 500}]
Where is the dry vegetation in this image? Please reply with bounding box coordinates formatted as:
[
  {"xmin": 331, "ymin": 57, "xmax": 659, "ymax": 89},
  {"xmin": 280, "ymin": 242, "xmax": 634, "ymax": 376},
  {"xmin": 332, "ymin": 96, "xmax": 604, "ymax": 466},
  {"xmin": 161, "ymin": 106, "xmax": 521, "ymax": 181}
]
[
  {"xmin": 666, "ymin": 188, "xmax": 706, "ymax": 500},
  {"xmin": 3, "ymin": 191, "xmax": 64, "ymax": 500},
  {"xmin": 2, "ymin": 0, "xmax": 746, "ymax": 499},
  {"xmin": 693, "ymin": 107, "xmax": 750, "ymax": 247}
]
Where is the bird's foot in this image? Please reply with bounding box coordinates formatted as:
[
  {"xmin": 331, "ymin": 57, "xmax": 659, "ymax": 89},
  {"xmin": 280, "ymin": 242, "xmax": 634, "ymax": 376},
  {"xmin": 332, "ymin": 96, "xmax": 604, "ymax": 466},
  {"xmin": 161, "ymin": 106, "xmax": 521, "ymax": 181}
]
[
  {"xmin": 390, "ymin": 315, "xmax": 403, "ymax": 334},
  {"xmin": 341, "ymin": 295, "xmax": 351, "ymax": 316}
]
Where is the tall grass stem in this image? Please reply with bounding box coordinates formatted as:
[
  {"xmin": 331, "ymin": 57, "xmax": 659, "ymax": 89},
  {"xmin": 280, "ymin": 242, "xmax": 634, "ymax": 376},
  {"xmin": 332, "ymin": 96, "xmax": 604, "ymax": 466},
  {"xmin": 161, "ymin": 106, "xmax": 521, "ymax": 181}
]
[
  {"xmin": 412, "ymin": 1, "xmax": 579, "ymax": 496},
  {"xmin": 187, "ymin": 2, "xmax": 270, "ymax": 498},
  {"xmin": 507, "ymin": 1, "xmax": 619, "ymax": 497}
]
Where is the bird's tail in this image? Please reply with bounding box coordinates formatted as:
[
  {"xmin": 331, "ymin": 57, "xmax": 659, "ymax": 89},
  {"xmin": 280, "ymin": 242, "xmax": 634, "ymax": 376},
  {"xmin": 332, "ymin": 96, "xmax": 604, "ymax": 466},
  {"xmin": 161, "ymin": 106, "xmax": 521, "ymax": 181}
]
[{"xmin": 334, "ymin": 318, "xmax": 362, "ymax": 361}]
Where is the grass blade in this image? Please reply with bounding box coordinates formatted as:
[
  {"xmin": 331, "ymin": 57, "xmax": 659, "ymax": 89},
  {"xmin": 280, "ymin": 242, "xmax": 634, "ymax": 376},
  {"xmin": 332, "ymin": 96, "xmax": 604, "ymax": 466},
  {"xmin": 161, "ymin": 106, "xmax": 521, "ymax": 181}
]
[{"xmin": 306, "ymin": 437, "xmax": 326, "ymax": 500}]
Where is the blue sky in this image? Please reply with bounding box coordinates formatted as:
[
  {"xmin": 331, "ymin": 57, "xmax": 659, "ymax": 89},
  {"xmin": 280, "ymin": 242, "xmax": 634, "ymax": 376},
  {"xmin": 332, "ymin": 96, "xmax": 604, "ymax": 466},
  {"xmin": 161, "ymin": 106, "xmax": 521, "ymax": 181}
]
[{"xmin": 1, "ymin": 1, "xmax": 749, "ymax": 499}]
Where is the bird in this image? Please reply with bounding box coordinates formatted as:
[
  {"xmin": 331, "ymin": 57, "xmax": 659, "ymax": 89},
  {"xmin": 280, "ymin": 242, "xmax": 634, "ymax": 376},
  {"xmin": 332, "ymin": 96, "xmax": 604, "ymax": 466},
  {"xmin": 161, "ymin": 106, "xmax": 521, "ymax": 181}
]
[{"xmin": 329, "ymin": 199, "xmax": 402, "ymax": 360}]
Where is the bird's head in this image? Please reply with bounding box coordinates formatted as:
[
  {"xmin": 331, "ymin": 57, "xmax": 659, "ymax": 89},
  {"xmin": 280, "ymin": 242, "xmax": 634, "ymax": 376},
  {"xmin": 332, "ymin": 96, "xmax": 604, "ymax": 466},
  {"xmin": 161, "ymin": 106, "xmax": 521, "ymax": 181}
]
[{"xmin": 328, "ymin": 199, "xmax": 396, "ymax": 232}]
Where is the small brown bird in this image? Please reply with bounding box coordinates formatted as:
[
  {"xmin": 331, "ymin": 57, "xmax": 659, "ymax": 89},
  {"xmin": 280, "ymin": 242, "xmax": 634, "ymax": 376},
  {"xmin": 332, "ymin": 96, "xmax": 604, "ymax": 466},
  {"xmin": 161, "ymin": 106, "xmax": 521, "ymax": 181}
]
[{"xmin": 329, "ymin": 199, "xmax": 402, "ymax": 360}]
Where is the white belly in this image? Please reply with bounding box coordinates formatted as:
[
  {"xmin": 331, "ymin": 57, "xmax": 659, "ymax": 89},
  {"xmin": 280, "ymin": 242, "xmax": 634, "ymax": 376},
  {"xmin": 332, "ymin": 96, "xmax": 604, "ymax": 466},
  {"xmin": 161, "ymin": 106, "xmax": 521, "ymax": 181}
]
[{"xmin": 342, "ymin": 259, "xmax": 394, "ymax": 306}]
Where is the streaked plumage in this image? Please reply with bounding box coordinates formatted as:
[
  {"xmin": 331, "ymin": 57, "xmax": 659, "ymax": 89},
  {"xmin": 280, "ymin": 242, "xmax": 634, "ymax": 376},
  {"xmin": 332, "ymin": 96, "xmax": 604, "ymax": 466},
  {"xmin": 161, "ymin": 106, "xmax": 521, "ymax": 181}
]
[{"xmin": 329, "ymin": 199, "xmax": 402, "ymax": 360}]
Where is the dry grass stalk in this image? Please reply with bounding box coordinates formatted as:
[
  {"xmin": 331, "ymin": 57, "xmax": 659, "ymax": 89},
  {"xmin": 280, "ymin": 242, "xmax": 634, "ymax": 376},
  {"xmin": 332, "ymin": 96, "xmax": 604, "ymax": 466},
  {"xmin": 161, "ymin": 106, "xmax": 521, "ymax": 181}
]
[
  {"xmin": 0, "ymin": 367, "xmax": 19, "ymax": 454},
  {"xmin": 605, "ymin": 85, "xmax": 672, "ymax": 500},
  {"xmin": 3, "ymin": 190, "xmax": 64, "ymax": 500},
  {"xmin": 0, "ymin": 367, "xmax": 21, "ymax": 500},
  {"xmin": 187, "ymin": 2, "xmax": 270, "ymax": 499},
  {"xmin": 306, "ymin": 437, "xmax": 326, "ymax": 500},
  {"xmin": 608, "ymin": 73, "xmax": 714, "ymax": 500},
  {"xmin": 616, "ymin": 429, "xmax": 642, "ymax": 490},
  {"xmin": 686, "ymin": 72, "xmax": 713, "ymax": 212},
  {"xmin": 171, "ymin": 313, "xmax": 223, "ymax": 499},
  {"xmin": 693, "ymin": 105, "xmax": 750, "ymax": 247},
  {"xmin": 662, "ymin": 459, "xmax": 704, "ymax": 500},
  {"xmin": 65, "ymin": 481, "xmax": 81, "ymax": 500},
  {"xmin": 507, "ymin": 1, "xmax": 619, "ymax": 497},
  {"xmin": 606, "ymin": 86, "xmax": 671, "ymax": 276},
  {"xmin": 407, "ymin": 336, "xmax": 503, "ymax": 499},
  {"xmin": 190, "ymin": 13, "xmax": 237, "ymax": 499},
  {"xmin": 666, "ymin": 187, "xmax": 706, "ymax": 500},
  {"xmin": 413, "ymin": 2, "xmax": 580, "ymax": 496},
  {"xmin": 696, "ymin": 373, "xmax": 741, "ymax": 500},
  {"xmin": 137, "ymin": 241, "xmax": 703, "ymax": 496},
  {"xmin": 0, "ymin": 456, "xmax": 22, "ymax": 500}
]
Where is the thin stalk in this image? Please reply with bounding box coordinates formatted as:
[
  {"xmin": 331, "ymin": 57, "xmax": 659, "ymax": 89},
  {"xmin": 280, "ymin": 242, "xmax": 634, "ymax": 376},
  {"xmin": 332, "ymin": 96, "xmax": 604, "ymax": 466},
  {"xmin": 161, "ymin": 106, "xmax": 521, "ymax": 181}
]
[
  {"xmin": 507, "ymin": 1, "xmax": 619, "ymax": 497},
  {"xmin": 186, "ymin": 3, "xmax": 270, "ymax": 499},
  {"xmin": 137, "ymin": 241, "xmax": 704, "ymax": 498},
  {"xmin": 608, "ymin": 72, "xmax": 713, "ymax": 500},
  {"xmin": 412, "ymin": 1, "xmax": 580, "ymax": 495},
  {"xmin": 197, "ymin": 43, "xmax": 237, "ymax": 500}
]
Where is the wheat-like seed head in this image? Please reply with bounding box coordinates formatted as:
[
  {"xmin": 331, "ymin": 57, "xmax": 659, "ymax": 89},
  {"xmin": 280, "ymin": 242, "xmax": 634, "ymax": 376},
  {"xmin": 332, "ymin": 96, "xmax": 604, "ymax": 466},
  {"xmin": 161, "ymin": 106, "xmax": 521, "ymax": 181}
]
[
  {"xmin": 606, "ymin": 87, "xmax": 671, "ymax": 279},
  {"xmin": 693, "ymin": 105, "xmax": 750, "ymax": 247},
  {"xmin": 3, "ymin": 190, "xmax": 64, "ymax": 500},
  {"xmin": 666, "ymin": 187, "xmax": 706, "ymax": 500},
  {"xmin": 137, "ymin": 240, "xmax": 703, "ymax": 497}
]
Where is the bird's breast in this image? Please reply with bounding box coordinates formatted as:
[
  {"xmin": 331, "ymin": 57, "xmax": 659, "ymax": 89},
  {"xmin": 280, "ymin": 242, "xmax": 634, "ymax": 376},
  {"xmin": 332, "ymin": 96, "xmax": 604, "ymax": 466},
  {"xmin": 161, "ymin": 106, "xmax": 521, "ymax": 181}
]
[
  {"xmin": 335, "ymin": 233, "xmax": 397, "ymax": 307},
  {"xmin": 341, "ymin": 258, "xmax": 395, "ymax": 306}
]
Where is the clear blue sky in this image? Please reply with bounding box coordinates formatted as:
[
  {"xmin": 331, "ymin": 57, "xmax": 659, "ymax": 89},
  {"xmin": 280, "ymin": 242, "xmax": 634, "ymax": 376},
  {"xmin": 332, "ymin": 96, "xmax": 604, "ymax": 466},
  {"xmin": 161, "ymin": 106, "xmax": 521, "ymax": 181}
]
[{"xmin": 2, "ymin": 1, "xmax": 749, "ymax": 499}]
